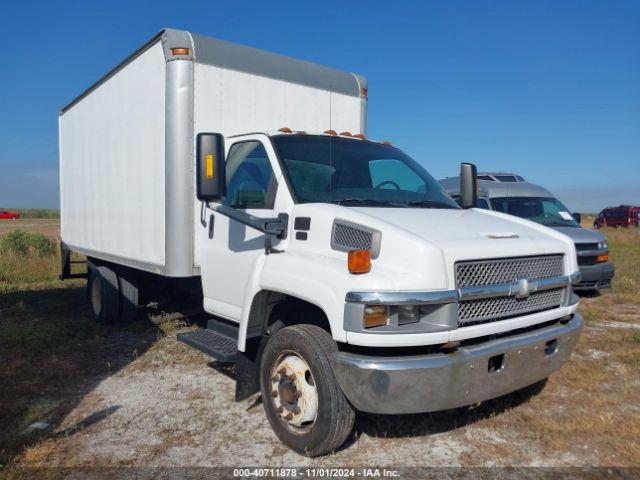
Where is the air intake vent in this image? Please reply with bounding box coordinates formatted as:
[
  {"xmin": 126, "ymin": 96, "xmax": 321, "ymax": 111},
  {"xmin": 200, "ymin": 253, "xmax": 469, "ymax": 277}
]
[{"xmin": 331, "ymin": 219, "xmax": 381, "ymax": 258}]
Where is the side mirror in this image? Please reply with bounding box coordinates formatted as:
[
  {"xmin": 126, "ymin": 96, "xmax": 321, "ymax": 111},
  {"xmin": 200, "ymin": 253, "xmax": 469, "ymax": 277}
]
[
  {"xmin": 572, "ymin": 212, "xmax": 581, "ymax": 223},
  {"xmin": 196, "ymin": 133, "xmax": 226, "ymax": 202},
  {"xmin": 459, "ymin": 162, "xmax": 478, "ymax": 209}
]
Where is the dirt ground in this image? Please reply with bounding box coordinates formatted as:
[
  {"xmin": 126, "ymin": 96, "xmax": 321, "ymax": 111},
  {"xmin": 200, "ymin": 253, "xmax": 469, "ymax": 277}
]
[{"xmin": 1, "ymin": 298, "xmax": 637, "ymax": 470}]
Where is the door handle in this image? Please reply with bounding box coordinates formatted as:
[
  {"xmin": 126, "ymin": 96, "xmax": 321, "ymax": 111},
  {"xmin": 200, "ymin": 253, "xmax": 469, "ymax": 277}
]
[{"xmin": 208, "ymin": 214, "xmax": 215, "ymax": 239}]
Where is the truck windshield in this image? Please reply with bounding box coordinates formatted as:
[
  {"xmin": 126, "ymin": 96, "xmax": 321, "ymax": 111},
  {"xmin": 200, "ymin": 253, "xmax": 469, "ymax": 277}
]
[
  {"xmin": 271, "ymin": 135, "xmax": 459, "ymax": 209},
  {"xmin": 491, "ymin": 196, "xmax": 579, "ymax": 227}
]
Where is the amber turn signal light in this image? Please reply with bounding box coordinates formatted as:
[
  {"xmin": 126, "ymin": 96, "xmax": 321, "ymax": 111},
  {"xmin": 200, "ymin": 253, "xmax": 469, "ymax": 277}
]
[
  {"xmin": 364, "ymin": 306, "xmax": 386, "ymax": 328},
  {"xmin": 348, "ymin": 249, "xmax": 371, "ymax": 274},
  {"xmin": 597, "ymin": 253, "xmax": 608, "ymax": 263},
  {"xmin": 171, "ymin": 47, "xmax": 190, "ymax": 56}
]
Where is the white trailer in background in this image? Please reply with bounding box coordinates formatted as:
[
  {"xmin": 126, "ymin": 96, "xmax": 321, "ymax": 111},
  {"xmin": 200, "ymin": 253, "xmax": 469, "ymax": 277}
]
[{"xmin": 59, "ymin": 28, "xmax": 582, "ymax": 457}]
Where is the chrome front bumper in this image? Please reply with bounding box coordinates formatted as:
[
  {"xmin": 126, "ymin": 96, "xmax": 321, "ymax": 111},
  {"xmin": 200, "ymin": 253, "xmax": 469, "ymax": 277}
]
[{"xmin": 330, "ymin": 314, "xmax": 582, "ymax": 414}]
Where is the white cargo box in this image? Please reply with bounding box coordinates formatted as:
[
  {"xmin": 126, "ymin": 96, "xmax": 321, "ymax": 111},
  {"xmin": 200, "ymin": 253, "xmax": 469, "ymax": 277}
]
[{"xmin": 59, "ymin": 28, "xmax": 367, "ymax": 277}]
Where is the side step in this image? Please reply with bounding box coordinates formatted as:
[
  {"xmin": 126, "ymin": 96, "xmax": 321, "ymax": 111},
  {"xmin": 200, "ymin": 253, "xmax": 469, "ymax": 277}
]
[{"xmin": 177, "ymin": 319, "xmax": 238, "ymax": 362}]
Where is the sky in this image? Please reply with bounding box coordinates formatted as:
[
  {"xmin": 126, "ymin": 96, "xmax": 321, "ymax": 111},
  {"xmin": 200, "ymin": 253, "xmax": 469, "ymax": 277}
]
[{"xmin": 0, "ymin": 0, "xmax": 638, "ymax": 212}]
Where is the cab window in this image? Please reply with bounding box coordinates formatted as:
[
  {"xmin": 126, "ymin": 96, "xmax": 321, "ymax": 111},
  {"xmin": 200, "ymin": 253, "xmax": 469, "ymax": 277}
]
[
  {"xmin": 476, "ymin": 197, "xmax": 490, "ymax": 209},
  {"xmin": 224, "ymin": 141, "xmax": 277, "ymax": 209}
]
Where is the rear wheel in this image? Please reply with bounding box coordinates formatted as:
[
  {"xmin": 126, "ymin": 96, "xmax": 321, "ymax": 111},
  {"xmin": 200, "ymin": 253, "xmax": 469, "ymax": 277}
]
[
  {"xmin": 260, "ymin": 324, "xmax": 355, "ymax": 457},
  {"xmin": 118, "ymin": 269, "xmax": 139, "ymax": 322},
  {"xmin": 88, "ymin": 264, "xmax": 120, "ymax": 324}
]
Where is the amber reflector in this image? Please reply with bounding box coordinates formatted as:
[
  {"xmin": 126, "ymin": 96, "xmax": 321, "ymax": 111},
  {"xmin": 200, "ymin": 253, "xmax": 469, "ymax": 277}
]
[
  {"xmin": 278, "ymin": 127, "xmax": 292, "ymax": 133},
  {"xmin": 353, "ymin": 134, "xmax": 366, "ymax": 139},
  {"xmin": 348, "ymin": 249, "xmax": 371, "ymax": 274},
  {"xmin": 597, "ymin": 253, "xmax": 608, "ymax": 263},
  {"xmin": 364, "ymin": 306, "xmax": 387, "ymax": 329},
  {"xmin": 324, "ymin": 129, "xmax": 337, "ymax": 135},
  {"xmin": 361, "ymin": 87, "xmax": 368, "ymax": 98},
  {"xmin": 340, "ymin": 131, "xmax": 352, "ymax": 136},
  {"xmin": 171, "ymin": 47, "xmax": 190, "ymax": 56}
]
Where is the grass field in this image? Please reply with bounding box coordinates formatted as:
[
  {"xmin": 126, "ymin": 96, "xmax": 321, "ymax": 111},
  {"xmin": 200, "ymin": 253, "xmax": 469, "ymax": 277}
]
[
  {"xmin": 0, "ymin": 219, "xmax": 638, "ymax": 470},
  {"xmin": 0, "ymin": 209, "xmax": 59, "ymax": 219}
]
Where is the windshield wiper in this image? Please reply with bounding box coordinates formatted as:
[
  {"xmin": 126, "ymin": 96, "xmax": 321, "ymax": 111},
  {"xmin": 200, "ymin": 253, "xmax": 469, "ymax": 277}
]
[
  {"xmin": 331, "ymin": 198, "xmax": 408, "ymax": 207},
  {"xmin": 405, "ymin": 200, "xmax": 457, "ymax": 209}
]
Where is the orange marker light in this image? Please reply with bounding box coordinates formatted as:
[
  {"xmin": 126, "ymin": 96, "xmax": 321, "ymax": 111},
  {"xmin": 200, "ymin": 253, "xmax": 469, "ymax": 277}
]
[
  {"xmin": 278, "ymin": 127, "xmax": 292, "ymax": 133},
  {"xmin": 361, "ymin": 87, "xmax": 368, "ymax": 98},
  {"xmin": 171, "ymin": 47, "xmax": 190, "ymax": 56},
  {"xmin": 364, "ymin": 306, "xmax": 387, "ymax": 328},
  {"xmin": 381, "ymin": 140, "xmax": 392, "ymax": 146},
  {"xmin": 348, "ymin": 249, "xmax": 371, "ymax": 274},
  {"xmin": 205, "ymin": 154, "xmax": 214, "ymax": 179},
  {"xmin": 353, "ymin": 134, "xmax": 366, "ymax": 139},
  {"xmin": 340, "ymin": 131, "xmax": 352, "ymax": 136},
  {"xmin": 597, "ymin": 253, "xmax": 608, "ymax": 263},
  {"xmin": 324, "ymin": 129, "xmax": 337, "ymax": 135}
]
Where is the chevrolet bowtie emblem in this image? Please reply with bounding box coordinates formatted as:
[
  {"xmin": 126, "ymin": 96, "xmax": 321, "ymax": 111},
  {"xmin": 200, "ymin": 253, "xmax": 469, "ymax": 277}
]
[{"xmin": 512, "ymin": 278, "xmax": 530, "ymax": 299}]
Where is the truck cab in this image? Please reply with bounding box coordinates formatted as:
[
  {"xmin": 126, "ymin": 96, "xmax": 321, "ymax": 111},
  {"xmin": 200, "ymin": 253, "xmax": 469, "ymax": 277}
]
[{"xmin": 191, "ymin": 131, "xmax": 582, "ymax": 454}]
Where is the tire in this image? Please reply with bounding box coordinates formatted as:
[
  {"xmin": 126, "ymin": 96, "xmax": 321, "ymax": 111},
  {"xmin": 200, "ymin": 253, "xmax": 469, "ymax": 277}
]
[
  {"xmin": 88, "ymin": 264, "xmax": 120, "ymax": 324},
  {"xmin": 260, "ymin": 324, "xmax": 355, "ymax": 457},
  {"xmin": 118, "ymin": 269, "xmax": 139, "ymax": 322}
]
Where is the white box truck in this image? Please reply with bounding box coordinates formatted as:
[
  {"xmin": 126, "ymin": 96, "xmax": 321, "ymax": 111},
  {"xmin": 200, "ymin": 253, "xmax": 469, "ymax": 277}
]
[{"xmin": 60, "ymin": 28, "xmax": 583, "ymax": 456}]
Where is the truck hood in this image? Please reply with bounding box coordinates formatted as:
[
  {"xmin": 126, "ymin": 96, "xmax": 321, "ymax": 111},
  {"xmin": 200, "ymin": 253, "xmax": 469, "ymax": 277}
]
[
  {"xmin": 351, "ymin": 207, "xmax": 573, "ymax": 262},
  {"xmin": 550, "ymin": 225, "xmax": 605, "ymax": 244}
]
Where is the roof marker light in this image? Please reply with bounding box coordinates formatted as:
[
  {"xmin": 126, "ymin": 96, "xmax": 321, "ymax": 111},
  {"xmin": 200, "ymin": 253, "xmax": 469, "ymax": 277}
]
[
  {"xmin": 324, "ymin": 130, "xmax": 337, "ymax": 135},
  {"xmin": 340, "ymin": 131, "xmax": 352, "ymax": 136},
  {"xmin": 353, "ymin": 134, "xmax": 366, "ymax": 140},
  {"xmin": 381, "ymin": 140, "xmax": 392, "ymax": 146},
  {"xmin": 171, "ymin": 47, "xmax": 190, "ymax": 56},
  {"xmin": 278, "ymin": 127, "xmax": 293, "ymax": 133}
]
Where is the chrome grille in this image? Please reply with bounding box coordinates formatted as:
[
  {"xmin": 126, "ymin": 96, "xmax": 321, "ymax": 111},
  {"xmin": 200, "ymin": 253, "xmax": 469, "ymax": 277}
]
[
  {"xmin": 333, "ymin": 223, "xmax": 372, "ymax": 251},
  {"xmin": 458, "ymin": 288, "xmax": 564, "ymax": 324},
  {"xmin": 456, "ymin": 255, "xmax": 565, "ymax": 326},
  {"xmin": 575, "ymin": 243, "xmax": 598, "ymax": 251},
  {"xmin": 456, "ymin": 255, "xmax": 564, "ymax": 288}
]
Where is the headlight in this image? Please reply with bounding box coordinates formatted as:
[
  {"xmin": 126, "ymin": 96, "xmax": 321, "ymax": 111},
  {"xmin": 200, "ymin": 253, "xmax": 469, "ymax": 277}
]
[{"xmin": 598, "ymin": 241, "xmax": 607, "ymax": 250}]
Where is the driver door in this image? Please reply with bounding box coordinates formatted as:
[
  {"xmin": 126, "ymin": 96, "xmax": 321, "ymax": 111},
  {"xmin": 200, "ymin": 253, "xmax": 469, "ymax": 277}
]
[{"xmin": 200, "ymin": 138, "xmax": 279, "ymax": 322}]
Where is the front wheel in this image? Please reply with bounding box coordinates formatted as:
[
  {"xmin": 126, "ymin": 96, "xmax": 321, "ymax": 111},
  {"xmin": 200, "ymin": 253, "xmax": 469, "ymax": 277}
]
[{"xmin": 260, "ymin": 324, "xmax": 355, "ymax": 457}]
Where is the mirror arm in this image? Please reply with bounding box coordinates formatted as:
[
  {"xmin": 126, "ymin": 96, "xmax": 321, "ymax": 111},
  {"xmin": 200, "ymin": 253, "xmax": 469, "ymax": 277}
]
[{"xmin": 210, "ymin": 204, "xmax": 288, "ymax": 239}]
